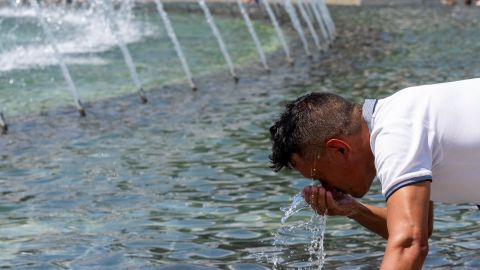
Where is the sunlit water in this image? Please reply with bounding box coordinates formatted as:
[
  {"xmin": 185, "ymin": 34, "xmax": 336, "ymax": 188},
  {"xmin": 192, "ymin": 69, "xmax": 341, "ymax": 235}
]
[{"xmin": 1, "ymin": 2, "xmax": 480, "ymax": 269}]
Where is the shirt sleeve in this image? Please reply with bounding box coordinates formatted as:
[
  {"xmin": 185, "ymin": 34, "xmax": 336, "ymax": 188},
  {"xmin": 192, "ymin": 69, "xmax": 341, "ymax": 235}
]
[{"xmin": 372, "ymin": 118, "xmax": 433, "ymax": 200}]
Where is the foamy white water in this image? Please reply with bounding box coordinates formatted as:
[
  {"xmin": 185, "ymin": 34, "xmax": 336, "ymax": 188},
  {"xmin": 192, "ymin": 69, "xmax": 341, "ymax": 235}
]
[{"xmin": 0, "ymin": 6, "xmax": 154, "ymax": 72}]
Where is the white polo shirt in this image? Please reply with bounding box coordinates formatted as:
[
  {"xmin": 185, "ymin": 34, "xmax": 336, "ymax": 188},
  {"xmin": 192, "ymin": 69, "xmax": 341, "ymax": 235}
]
[{"xmin": 363, "ymin": 78, "xmax": 480, "ymax": 203}]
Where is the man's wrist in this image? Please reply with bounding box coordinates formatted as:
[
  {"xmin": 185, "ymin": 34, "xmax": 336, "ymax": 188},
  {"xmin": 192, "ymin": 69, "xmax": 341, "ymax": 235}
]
[{"xmin": 346, "ymin": 201, "xmax": 364, "ymax": 219}]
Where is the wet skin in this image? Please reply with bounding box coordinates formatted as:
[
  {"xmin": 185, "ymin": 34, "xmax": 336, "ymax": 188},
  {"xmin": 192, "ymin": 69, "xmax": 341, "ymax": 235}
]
[{"xmin": 289, "ymin": 120, "xmax": 376, "ymax": 215}]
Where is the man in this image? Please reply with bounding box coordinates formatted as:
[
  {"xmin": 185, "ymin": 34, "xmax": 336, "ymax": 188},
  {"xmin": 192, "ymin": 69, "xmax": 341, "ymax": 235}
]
[{"xmin": 269, "ymin": 78, "xmax": 480, "ymax": 269}]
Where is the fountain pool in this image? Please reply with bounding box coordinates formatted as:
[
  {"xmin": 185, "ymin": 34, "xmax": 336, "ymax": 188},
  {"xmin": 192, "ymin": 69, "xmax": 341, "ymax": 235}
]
[{"xmin": 1, "ymin": 1, "xmax": 480, "ymax": 269}]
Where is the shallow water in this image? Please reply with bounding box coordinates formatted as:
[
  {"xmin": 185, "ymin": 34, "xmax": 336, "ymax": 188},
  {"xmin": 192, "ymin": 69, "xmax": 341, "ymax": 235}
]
[{"xmin": 1, "ymin": 3, "xmax": 480, "ymax": 269}]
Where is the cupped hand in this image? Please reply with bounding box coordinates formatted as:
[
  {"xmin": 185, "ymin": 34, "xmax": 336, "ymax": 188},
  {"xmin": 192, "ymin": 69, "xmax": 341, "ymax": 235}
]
[{"xmin": 302, "ymin": 186, "xmax": 359, "ymax": 217}]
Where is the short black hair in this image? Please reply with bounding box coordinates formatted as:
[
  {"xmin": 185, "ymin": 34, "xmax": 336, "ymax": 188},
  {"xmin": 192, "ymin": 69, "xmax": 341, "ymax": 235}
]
[{"xmin": 269, "ymin": 92, "xmax": 360, "ymax": 172}]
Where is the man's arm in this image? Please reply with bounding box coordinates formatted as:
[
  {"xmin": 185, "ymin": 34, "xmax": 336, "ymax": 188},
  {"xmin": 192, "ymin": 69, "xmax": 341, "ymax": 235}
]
[
  {"xmin": 349, "ymin": 200, "xmax": 433, "ymax": 240},
  {"xmin": 381, "ymin": 181, "xmax": 432, "ymax": 270},
  {"xmin": 348, "ymin": 202, "xmax": 389, "ymax": 239}
]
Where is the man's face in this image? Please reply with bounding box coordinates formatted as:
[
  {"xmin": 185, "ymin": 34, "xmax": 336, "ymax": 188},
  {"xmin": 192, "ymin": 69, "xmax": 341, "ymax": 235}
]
[{"xmin": 290, "ymin": 148, "xmax": 375, "ymax": 198}]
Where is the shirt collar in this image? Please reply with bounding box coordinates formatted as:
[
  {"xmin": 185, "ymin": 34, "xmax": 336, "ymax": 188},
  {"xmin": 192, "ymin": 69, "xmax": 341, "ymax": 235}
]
[{"xmin": 362, "ymin": 99, "xmax": 378, "ymax": 133}]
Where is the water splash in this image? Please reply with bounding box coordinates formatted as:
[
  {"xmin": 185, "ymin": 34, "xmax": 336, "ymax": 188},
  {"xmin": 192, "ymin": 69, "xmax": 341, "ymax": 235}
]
[
  {"xmin": 280, "ymin": 192, "xmax": 308, "ymax": 224},
  {"xmin": 307, "ymin": 212, "xmax": 327, "ymax": 268},
  {"xmin": 0, "ymin": 6, "xmax": 152, "ymax": 72},
  {"xmin": 270, "ymin": 192, "xmax": 328, "ymax": 269}
]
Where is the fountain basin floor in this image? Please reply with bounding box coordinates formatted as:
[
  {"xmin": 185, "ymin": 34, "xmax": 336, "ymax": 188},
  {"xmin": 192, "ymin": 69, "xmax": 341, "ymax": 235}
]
[{"xmin": 1, "ymin": 2, "xmax": 480, "ymax": 269}]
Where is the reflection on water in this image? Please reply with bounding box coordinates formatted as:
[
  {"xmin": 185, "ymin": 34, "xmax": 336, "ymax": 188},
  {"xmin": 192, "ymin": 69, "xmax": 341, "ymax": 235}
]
[{"xmin": 1, "ymin": 3, "xmax": 480, "ymax": 269}]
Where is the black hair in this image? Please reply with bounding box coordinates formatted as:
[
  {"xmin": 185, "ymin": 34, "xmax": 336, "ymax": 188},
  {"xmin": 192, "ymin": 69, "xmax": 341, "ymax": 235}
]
[{"xmin": 269, "ymin": 92, "xmax": 361, "ymax": 172}]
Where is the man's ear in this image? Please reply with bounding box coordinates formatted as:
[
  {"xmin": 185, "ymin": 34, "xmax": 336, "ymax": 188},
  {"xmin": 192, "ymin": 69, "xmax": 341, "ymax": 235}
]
[{"xmin": 325, "ymin": 138, "xmax": 351, "ymax": 160}]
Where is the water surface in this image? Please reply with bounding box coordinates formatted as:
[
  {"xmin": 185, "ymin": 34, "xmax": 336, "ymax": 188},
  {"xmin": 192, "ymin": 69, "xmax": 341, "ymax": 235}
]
[{"xmin": 1, "ymin": 3, "xmax": 480, "ymax": 269}]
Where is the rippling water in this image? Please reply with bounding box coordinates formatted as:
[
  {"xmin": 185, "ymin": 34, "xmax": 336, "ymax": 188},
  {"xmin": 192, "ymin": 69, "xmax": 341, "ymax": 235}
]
[{"xmin": 1, "ymin": 2, "xmax": 480, "ymax": 269}]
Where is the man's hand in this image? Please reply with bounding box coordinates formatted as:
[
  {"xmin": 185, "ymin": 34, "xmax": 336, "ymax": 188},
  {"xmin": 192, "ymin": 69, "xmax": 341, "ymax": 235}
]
[
  {"xmin": 302, "ymin": 186, "xmax": 359, "ymax": 216},
  {"xmin": 303, "ymin": 184, "xmax": 433, "ymax": 244}
]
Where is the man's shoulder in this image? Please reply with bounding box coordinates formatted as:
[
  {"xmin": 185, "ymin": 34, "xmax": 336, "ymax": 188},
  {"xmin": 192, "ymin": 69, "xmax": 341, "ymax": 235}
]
[{"xmin": 386, "ymin": 78, "xmax": 480, "ymax": 101}]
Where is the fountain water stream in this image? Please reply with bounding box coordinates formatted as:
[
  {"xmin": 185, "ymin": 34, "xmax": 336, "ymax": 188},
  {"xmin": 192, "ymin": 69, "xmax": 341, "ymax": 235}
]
[
  {"xmin": 98, "ymin": 0, "xmax": 148, "ymax": 103},
  {"xmin": 28, "ymin": 0, "xmax": 86, "ymax": 116},
  {"xmin": 309, "ymin": 0, "xmax": 330, "ymax": 45},
  {"xmin": 303, "ymin": 0, "xmax": 315, "ymax": 19},
  {"xmin": 296, "ymin": 0, "xmax": 322, "ymax": 51},
  {"xmin": 236, "ymin": 0, "xmax": 269, "ymax": 71},
  {"xmin": 303, "ymin": 0, "xmax": 325, "ymax": 46},
  {"xmin": 260, "ymin": 0, "xmax": 294, "ymax": 65},
  {"xmin": 282, "ymin": 0, "xmax": 311, "ymax": 58},
  {"xmin": 0, "ymin": 0, "xmax": 336, "ymax": 125},
  {"xmin": 326, "ymin": 0, "xmax": 336, "ymax": 36},
  {"xmin": 198, "ymin": 0, "xmax": 238, "ymax": 82},
  {"xmin": 316, "ymin": 0, "xmax": 335, "ymax": 39},
  {"xmin": 0, "ymin": 112, "xmax": 7, "ymax": 134},
  {"xmin": 153, "ymin": 0, "xmax": 196, "ymax": 90}
]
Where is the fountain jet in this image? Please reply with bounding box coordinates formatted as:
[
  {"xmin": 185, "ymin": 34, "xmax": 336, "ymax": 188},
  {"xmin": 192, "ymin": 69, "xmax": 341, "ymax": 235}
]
[
  {"xmin": 198, "ymin": 0, "xmax": 238, "ymax": 83},
  {"xmin": 296, "ymin": 0, "xmax": 322, "ymax": 52},
  {"xmin": 316, "ymin": 0, "xmax": 336, "ymax": 40},
  {"xmin": 282, "ymin": 0, "xmax": 311, "ymax": 58},
  {"xmin": 98, "ymin": 0, "xmax": 148, "ymax": 103},
  {"xmin": 236, "ymin": 0, "xmax": 269, "ymax": 71},
  {"xmin": 153, "ymin": 0, "xmax": 197, "ymax": 91},
  {"xmin": 29, "ymin": 0, "xmax": 86, "ymax": 117},
  {"xmin": 308, "ymin": 0, "xmax": 330, "ymax": 46},
  {"xmin": 260, "ymin": 0, "xmax": 294, "ymax": 65},
  {"xmin": 0, "ymin": 112, "xmax": 8, "ymax": 135}
]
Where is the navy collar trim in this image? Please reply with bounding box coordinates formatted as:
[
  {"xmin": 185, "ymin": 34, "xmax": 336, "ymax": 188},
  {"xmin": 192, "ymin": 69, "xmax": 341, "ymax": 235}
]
[{"xmin": 362, "ymin": 99, "xmax": 378, "ymax": 133}]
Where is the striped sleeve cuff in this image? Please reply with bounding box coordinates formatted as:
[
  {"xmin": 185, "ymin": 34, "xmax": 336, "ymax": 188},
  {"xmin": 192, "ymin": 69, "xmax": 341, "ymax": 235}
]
[{"xmin": 385, "ymin": 175, "xmax": 432, "ymax": 201}]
